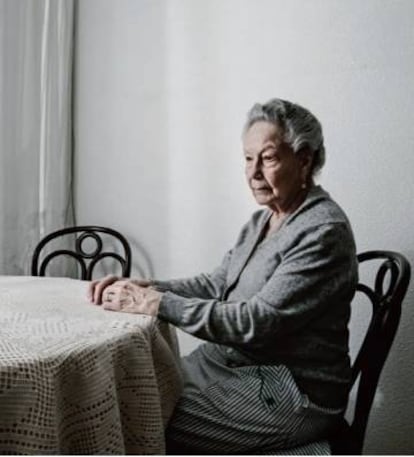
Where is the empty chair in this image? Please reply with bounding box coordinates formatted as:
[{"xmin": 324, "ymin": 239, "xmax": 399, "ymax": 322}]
[{"xmin": 31, "ymin": 226, "xmax": 132, "ymax": 280}]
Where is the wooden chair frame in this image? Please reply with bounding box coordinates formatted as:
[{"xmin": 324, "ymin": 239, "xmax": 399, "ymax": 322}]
[
  {"xmin": 331, "ymin": 250, "xmax": 411, "ymax": 454},
  {"xmin": 31, "ymin": 226, "xmax": 132, "ymax": 280}
]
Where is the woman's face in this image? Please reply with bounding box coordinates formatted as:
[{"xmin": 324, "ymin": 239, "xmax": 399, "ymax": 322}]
[{"xmin": 243, "ymin": 121, "xmax": 311, "ymax": 212}]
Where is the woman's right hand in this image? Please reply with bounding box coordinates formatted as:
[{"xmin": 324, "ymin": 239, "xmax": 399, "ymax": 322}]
[{"xmin": 87, "ymin": 275, "xmax": 152, "ymax": 304}]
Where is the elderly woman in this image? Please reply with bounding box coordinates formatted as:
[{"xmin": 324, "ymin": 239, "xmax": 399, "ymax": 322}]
[{"xmin": 88, "ymin": 98, "xmax": 358, "ymax": 455}]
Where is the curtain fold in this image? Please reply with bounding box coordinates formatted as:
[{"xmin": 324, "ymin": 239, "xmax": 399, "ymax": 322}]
[{"xmin": 0, "ymin": 0, "xmax": 75, "ymax": 275}]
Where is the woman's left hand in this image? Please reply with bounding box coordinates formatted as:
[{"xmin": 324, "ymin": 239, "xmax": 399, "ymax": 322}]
[{"xmin": 100, "ymin": 280, "xmax": 162, "ymax": 316}]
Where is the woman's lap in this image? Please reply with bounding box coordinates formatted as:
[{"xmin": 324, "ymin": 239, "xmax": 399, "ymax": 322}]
[{"xmin": 166, "ymin": 344, "xmax": 339, "ymax": 455}]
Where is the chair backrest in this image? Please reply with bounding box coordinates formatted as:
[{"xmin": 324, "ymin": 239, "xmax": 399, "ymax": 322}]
[
  {"xmin": 31, "ymin": 226, "xmax": 132, "ymax": 280},
  {"xmin": 334, "ymin": 250, "xmax": 411, "ymax": 454}
]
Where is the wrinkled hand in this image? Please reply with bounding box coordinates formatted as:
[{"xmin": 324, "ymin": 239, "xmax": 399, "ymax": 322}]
[
  {"xmin": 87, "ymin": 276, "xmax": 160, "ymax": 316},
  {"xmin": 88, "ymin": 275, "xmax": 152, "ymax": 305}
]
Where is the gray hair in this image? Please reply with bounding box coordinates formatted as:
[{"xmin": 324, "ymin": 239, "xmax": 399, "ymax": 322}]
[{"xmin": 243, "ymin": 98, "xmax": 326, "ymax": 175}]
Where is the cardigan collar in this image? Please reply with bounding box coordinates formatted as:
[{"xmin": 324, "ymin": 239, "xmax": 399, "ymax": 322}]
[{"xmin": 223, "ymin": 185, "xmax": 330, "ymax": 296}]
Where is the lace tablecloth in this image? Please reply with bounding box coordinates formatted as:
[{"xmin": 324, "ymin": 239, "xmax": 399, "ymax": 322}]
[{"xmin": 0, "ymin": 276, "xmax": 183, "ymax": 454}]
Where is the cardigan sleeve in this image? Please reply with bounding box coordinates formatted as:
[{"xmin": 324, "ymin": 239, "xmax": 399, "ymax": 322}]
[
  {"xmin": 151, "ymin": 249, "xmax": 232, "ymax": 300},
  {"xmin": 157, "ymin": 222, "xmax": 357, "ymax": 347}
]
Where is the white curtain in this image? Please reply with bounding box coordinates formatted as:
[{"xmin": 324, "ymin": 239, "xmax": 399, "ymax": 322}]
[{"xmin": 0, "ymin": 0, "xmax": 75, "ymax": 275}]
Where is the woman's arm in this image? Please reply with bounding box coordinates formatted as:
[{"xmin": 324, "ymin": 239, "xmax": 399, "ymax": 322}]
[
  {"xmin": 88, "ymin": 249, "xmax": 232, "ymax": 305},
  {"xmin": 157, "ymin": 223, "xmax": 358, "ymax": 346},
  {"xmin": 89, "ymin": 249, "xmax": 233, "ymax": 311}
]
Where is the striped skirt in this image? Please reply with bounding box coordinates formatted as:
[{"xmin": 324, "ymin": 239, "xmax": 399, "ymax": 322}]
[{"xmin": 166, "ymin": 344, "xmax": 340, "ymax": 455}]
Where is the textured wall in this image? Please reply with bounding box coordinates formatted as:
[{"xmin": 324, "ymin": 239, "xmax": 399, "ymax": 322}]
[{"xmin": 74, "ymin": 0, "xmax": 414, "ymax": 453}]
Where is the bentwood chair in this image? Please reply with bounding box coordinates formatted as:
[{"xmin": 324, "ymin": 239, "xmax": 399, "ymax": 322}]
[
  {"xmin": 257, "ymin": 250, "xmax": 411, "ymax": 456},
  {"xmin": 328, "ymin": 250, "xmax": 411, "ymax": 454},
  {"xmin": 31, "ymin": 226, "xmax": 132, "ymax": 280}
]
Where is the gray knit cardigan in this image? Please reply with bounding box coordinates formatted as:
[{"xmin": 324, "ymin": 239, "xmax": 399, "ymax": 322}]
[{"xmin": 154, "ymin": 186, "xmax": 358, "ymax": 408}]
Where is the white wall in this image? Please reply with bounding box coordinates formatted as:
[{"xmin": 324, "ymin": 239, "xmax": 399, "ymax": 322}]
[{"xmin": 74, "ymin": 0, "xmax": 414, "ymax": 453}]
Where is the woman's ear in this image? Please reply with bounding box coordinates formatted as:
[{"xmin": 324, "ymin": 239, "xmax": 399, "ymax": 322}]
[{"xmin": 298, "ymin": 148, "xmax": 314, "ymax": 180}]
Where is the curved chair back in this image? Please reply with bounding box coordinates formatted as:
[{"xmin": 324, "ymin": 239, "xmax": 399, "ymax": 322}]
[
  {"xmin": 332, "ymin": 250, "xmax": 411, "ymax": 454},
  {"xmin": 31, "ymin": 226, "xmax": 132, "ymax": 280}
]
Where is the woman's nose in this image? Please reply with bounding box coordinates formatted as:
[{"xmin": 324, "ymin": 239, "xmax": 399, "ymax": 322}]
[
  {"xmin": 248, "ymin": 159, "xmax": 263, "ymax": 179},
  {"xmin": 253, "ymin": 167, "xmax": 263, "ymax": 179}
]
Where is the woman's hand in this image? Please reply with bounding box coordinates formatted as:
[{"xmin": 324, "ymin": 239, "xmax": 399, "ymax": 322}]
[
  {"xmin": 87, "ymin": 275, "xmax": 153, "ymax": 305},
  {"xmin": 100, "ymin": 280, "xmax": 162, "ymax": 316}
]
